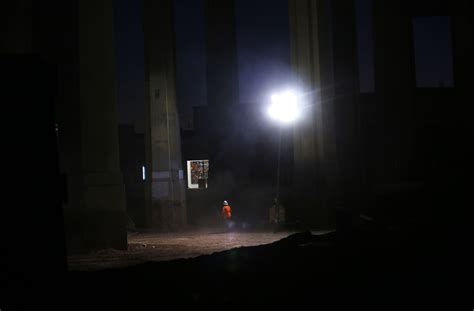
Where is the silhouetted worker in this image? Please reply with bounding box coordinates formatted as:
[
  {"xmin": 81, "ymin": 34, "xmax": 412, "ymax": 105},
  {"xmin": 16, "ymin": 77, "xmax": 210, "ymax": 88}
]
[
  {"xmin": 222, "ymin": 200, "xmax": 232, "ymax": 228},
  {"xmin": 271, "ymin": 198, "xmax": 285, "ymax": 224}
]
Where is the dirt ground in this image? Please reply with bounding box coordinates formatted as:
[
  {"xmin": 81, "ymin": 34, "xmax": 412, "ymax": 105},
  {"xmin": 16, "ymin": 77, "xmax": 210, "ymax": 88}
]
[{"xmin": 67, "ymin": 229, "xmax": 328, "ymax": 271}]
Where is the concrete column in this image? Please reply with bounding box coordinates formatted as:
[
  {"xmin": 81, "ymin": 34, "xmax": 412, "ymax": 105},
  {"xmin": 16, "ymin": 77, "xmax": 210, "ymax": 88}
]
[
  {"xmin": 373, "ymin": 1, "xmax": 416, "ymax": 185},
  {"xmin": 451, "ymin": 1, "xmax": 473, "ymax": 218},
  {"xmin": 0, "ymin": 0, "xmax": 33, "ymax": 53},
  {"xmin": 289, "ymin": 0, "xmax": 318, "ymax": 193},
  {"xmin": 63, "ymin": 0, "xmax": 127, "ymax": 253},
  {"xmin": 203, "ymin": 0, "xmax": 240, "ymax": 218},
  {"xmin": 144, "ymin": 0, "xmax": 187, "ymax": 230},
  {"xmin": 452, "ymin": 1, "xmax": 473, "ymax": 105},
  {"xmin": 288, "ymin": 0, "xmax": 339, "ymax": 228},
  {"xmin": 329, "ymin": 1, "xmax": 366, "ymax": 208},
  {"xmin": 2, "ymin": 1, "xmax": 67, "ymax": 307},
  {"xmin": 3, "ymin": 0, "xmax": 127, "ymax": 254},
  {"xmin": 204, "ymin": 0, "xmax": 239, "ymax": 112},
  {"xmin": 314, "ymin": 0, "xmax": 342, "ymax": 212}
]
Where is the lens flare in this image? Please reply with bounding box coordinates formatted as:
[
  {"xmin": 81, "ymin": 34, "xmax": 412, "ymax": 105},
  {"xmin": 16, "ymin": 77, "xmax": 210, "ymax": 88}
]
[{"xmin": 268, "ymin": 90, "xmax": 300, "ymax": 124}]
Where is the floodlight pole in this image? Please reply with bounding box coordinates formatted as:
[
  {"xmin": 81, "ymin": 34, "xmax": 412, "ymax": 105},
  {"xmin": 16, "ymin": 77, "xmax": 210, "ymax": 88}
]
[{"xmin": 275, "ymin": 126, "xmax": 282, "ymax": 224}]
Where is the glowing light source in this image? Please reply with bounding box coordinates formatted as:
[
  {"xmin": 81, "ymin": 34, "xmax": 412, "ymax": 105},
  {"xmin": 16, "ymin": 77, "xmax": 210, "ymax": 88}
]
[{"xmin": 267, "ymin": 90, "xmax": 300, "ymax": 124}]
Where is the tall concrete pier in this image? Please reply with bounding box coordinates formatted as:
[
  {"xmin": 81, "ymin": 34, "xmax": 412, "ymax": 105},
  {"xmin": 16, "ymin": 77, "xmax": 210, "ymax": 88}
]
[{"xmin": 143, "ymin": 0, "xmax": 187, "ymax": 230}]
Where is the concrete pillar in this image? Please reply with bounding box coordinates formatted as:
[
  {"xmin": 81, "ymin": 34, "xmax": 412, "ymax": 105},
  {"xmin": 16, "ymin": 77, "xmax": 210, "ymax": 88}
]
[
  {"xmin": 62, "ymin": 0, "xmax": 127, "ymax": 253},
  {"xmin": 203, "ymin": 0, "xmax": 240, "ymax": 217},
  {"xmin": 328, "ymin": 1, "xmax": 366, "ymax": 208},
  {"xmin": 452, "ymin": 1, "xmax": 473, "ymax": 107},
  {"xmin": 144, "ymin": 0, "xmax": 187, "ymax": 230},
  {"xmin": 288, "ymin": 0, "xmax": 339, "ymax": 227},
  {"xmin": 2, "ymin": 0, "xmax": 127, "ymax": 254},
  {"xmin": 0, "ymin": 0, "xmax": 33, "ymax": 53},
  {"xmin": 3, "ymin": 0, "xmax": 128, "ymax": 254},
  {"xmin": 450, "ymin": 1, "xmax": 473, "ymax": 219},
  {"xmin": 373, "ymin": 1, "xmax": 416, "ymax": 185},
  {"xmin": 2, "ymin": 1, "xmax": 67, "ymax": 307},
  {"xmin": 204, "ymin": 0, "xmax": 239, "ymax": 111},
  {"xmin": 314, "ymin": 0, "xmax": 342, "ymax": 211},
  {"xmin": 289, "ymin": 0, "xmax": 318, "ymax": 197}
]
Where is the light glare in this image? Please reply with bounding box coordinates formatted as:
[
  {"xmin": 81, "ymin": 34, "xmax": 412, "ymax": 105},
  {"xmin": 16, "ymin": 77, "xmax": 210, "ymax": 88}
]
[{"xmin": 268, "ymin": 90, "xmax": 300, "ymax": 123}]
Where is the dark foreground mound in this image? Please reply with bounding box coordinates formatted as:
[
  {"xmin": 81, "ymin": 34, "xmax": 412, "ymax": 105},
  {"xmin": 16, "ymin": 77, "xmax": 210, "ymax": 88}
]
[{"xmin": 62, "ymin": 227, "xmax": 472, "ymax": 310}]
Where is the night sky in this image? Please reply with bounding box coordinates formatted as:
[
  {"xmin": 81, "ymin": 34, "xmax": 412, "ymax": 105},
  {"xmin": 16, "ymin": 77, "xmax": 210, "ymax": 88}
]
[
  {"xmin": 113, "ymin": 0, "xmax": 145, "ymax": 130},
  {"xmin": 234, "ymin": 0, "xmax": 291, "ymax": 104},
  {"xmin": 412, "ymin": 16, "xmax": 454, "ymax": 87}
]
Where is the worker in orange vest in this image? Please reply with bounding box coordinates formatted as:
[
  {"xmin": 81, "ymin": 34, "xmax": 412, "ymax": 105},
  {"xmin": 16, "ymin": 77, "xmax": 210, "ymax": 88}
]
[{"xmin": 222, "ymin": 200, "xmax": 232, "ymax": 221}]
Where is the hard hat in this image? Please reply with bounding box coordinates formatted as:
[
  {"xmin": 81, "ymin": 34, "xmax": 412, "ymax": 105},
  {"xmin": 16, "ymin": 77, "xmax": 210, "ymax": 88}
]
[{"xmin": 223, "ymin": 200, "xmax": 228, "ymax": 205}]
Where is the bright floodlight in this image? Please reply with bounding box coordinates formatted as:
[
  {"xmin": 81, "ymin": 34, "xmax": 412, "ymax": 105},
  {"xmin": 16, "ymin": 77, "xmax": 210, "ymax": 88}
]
[{"xmin": 268, "ymin": 90, "xmax": 300, "ymax": 124}]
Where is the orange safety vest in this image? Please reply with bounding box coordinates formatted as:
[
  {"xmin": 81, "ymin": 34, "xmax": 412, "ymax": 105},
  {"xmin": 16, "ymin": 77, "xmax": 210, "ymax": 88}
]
[{"xmin": 222, "ymin": 205, "xmax": 232, "ymax": 219}]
